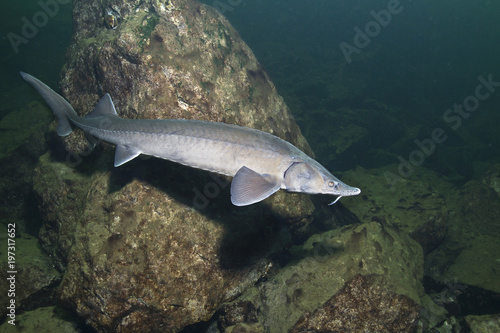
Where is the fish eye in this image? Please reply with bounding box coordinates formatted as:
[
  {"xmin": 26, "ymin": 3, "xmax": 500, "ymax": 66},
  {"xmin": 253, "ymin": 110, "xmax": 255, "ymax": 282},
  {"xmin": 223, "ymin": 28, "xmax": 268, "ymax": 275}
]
[{"xmin": 328, "ymin": 181, "xmax": 334, "ymax": 187}]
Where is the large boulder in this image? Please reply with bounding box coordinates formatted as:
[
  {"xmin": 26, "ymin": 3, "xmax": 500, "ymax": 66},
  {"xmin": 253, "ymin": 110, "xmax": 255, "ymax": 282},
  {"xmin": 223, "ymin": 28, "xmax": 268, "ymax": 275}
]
[
  {"xmin": 289, "ymin": 275, "xmax": 420, "ymax": 333},
  {"xmin": 59, "ymin": 0, "xmax": 312, "ymax": 158}
]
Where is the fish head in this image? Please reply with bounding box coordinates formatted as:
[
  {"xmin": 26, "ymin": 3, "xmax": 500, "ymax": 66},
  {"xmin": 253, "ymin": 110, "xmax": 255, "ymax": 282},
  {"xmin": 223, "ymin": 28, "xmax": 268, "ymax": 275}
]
[{"xmin": 283, "ymin": 161, "xmax": 360, "ymax": 202}]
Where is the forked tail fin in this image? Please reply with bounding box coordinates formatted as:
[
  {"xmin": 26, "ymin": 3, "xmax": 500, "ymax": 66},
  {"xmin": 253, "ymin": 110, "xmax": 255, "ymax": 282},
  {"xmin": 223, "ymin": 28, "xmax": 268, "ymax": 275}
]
[{"xmin": 20, "ymin": 72, "xmax": 77, "ymax": 136}]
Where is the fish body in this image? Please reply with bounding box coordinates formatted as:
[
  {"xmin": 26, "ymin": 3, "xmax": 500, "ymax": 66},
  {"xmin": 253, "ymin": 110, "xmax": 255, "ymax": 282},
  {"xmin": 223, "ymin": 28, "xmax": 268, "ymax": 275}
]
[{"xmin": 21, "ymin": 72, "xmax": 360, "ymax": 206}]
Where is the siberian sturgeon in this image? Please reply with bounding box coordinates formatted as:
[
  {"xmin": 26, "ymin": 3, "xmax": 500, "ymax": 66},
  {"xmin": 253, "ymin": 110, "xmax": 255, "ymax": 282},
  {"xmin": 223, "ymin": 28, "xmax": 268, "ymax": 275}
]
[{"xmin": 21, "ymin": 72, "xmax": 360, "ymax": 206}]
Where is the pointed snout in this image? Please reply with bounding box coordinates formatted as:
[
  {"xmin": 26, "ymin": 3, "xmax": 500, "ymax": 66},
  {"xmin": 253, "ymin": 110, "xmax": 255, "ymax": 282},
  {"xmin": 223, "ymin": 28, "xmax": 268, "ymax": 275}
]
[
  {"xmin": 343, "ymin": 185, "xmax": 361, "ymax": 196},
  {"xmin": 335, "ymin": 183, "xmax": 361, "ymax": 197}
]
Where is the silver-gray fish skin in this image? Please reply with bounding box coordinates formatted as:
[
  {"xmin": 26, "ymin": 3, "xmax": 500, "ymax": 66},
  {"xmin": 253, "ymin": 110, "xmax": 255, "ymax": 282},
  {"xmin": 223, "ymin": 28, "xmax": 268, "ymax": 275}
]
[{"xmin": 21, "ymin": 72, "xmax": 360, "ymax": 206}]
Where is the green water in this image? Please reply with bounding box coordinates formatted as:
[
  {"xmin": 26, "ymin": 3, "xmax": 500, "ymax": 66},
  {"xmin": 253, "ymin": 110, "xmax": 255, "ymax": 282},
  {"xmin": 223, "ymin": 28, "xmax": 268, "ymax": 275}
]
[{"xmin": 0, "ymin": 0, "xmax": 72, "ymax": 109}]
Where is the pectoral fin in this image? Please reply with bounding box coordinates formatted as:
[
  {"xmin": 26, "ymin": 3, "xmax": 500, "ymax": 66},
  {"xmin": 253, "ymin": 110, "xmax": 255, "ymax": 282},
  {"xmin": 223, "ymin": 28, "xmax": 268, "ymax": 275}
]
[
  {"xmin": 114, "ymin": 145, "xmax": 141, "ymax": 167},
  {"xmin": 231, "ymin": 166, "xmax": 281, "ymax": 206}
]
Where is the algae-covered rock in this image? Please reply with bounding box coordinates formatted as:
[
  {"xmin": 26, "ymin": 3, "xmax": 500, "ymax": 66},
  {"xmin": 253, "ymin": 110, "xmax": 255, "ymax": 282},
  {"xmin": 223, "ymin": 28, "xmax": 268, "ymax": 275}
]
[
  {"xmin": 464, "ymin": 313, "xmax": 500, "ymax": 332},
  {"xmin": 233, "ymin": 221, "xmax": 424, "ymax": 332},
  {"xmin": 289, "ymin": 275, "xmax": 420, "ymax": 333},
  {"xmin": 483, "ymin": 164, "xmax": 500, "ymax": 198},
  {"xmin": 59, "ymin": 0, "xmax": 312, "ymax": 159},
  {"xmin": 423, "ymin": 164, "xmax": 500, "ymax": 295},
  {"xmin": 35, "ymin": 149, "xmax": 283, "ymax": 332},
  {"xmin": 426, "ymin": 172, "xmax": 500, "ymax": 294},
  {"xmin": 417, "ymin": 294, "xmax": 449, "ymax": 332},
  {"xmin": 341, "ymin": 163, "xmax": 500, "ymax": 295},
  {"xmin": 0, "ymin": 100, "xmax": 52, "ymax": 160},
  {"xmin": 216, "ymin": 301, "xmax": 263, "ymax": 332},
  {"xmin": 341, "ymin": 165, "xmax": 450, "ymax": 254},
  {"xmin": 436, "ymin": 234, "xmax": 500, "ymax": 293},
  {"xmin": 0, "ymin": 225, "xmax": 61, "ymax": 321},
  {"xmin": 0, "ymin": 306, "xmax": 80, "ymax": 333},
  {"xmin": 0, "ymin": 100, "xmax": 52, "ymax": 234}
]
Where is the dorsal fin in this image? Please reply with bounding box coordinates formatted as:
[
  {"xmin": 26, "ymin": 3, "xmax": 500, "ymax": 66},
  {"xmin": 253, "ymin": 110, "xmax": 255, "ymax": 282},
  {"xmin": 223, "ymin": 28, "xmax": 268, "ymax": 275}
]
[{"xmin": 85, "ymin": 93, "xmax": 118, "ymax": 118}]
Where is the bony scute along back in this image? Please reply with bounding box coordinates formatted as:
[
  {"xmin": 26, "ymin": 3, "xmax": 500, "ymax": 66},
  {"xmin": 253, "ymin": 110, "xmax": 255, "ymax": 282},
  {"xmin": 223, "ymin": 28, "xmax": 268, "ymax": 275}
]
[{"xmin": 21, "ymin": 72, "xmax": 360, "ymax": 206}]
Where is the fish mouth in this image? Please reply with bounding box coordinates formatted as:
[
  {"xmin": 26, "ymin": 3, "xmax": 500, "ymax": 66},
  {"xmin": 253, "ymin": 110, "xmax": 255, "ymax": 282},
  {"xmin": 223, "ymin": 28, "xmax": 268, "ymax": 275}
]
[
  {"xmin": 344, "ymin": 187, "xmax": 361, "ymax": 196},
  {"xmin": 328, "ymin": 187, "xmax": 361, "ymax": 205}
]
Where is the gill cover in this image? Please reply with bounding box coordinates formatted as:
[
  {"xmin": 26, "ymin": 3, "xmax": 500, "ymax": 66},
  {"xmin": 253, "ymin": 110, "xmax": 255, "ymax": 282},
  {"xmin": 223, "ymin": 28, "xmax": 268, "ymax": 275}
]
[{"xmin": 283, "ymin": 162, "xmax": 323, "ymax": 193}]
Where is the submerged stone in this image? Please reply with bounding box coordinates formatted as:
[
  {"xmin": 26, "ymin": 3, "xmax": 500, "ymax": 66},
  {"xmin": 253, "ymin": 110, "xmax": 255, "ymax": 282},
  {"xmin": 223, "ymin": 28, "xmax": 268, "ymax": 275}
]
[
  {"xmin": 464, "ymin": 313, "xmax": 500, "ymax": 332},
  {"xmin": 341, "ymin": 165, "xmax": 449, "ymax": 254},
  {"xmin": 290, "ymin": 275, "xmax": 420, "ymax": 333},
  {"xmin": 0, "ymin": 306, "xmax": 81, "ymax": 333},
  {"xmin": 425, "ymin": 165, "xmax": 500, "ymax": 294},
  {"xmin": 0, "ymin": 227, "xmax": 61, "ymax": 321}
]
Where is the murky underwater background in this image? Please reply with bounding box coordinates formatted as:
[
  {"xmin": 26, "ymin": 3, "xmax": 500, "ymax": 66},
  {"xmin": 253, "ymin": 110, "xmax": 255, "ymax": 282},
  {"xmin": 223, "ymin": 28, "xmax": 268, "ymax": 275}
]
[
  {"xmin": 213, "ymin": 0, "xmax": 500, "ymax": 180},
  {"xmin": 1, "ymin": 0, "xmax": 500, "ymax": 331}
]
